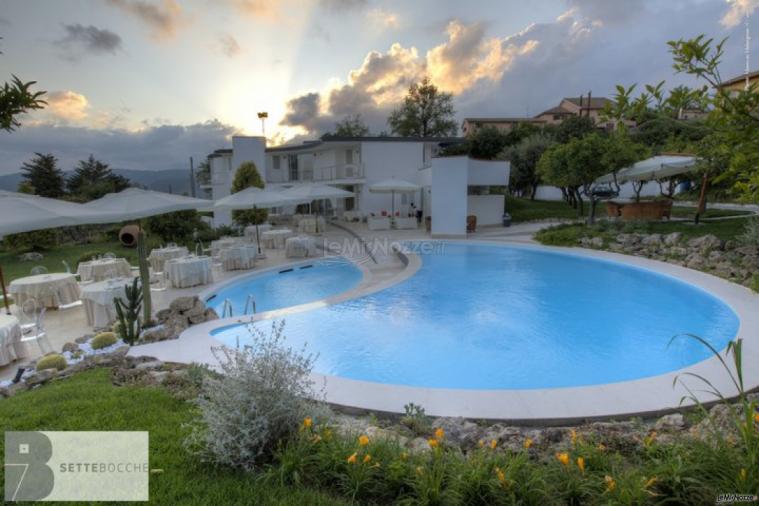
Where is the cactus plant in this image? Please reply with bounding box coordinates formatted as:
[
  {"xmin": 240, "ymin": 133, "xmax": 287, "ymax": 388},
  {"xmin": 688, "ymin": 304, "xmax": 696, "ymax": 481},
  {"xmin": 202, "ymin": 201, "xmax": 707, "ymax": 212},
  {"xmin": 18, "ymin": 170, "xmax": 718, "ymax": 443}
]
[
  {"xmin": 114, "ymin": 276, "xmax": 142, "ymax": 345},
  {"xmin": 137, "ymin": 227, "xmax": 153, "ymax": 325},
  {"xmin": 91, "ymin": 332, "xmax": 118, "ymax": 350},
  {"xmin": 36, "ymin": 354, "xmax": 67, "ymax": 371}
]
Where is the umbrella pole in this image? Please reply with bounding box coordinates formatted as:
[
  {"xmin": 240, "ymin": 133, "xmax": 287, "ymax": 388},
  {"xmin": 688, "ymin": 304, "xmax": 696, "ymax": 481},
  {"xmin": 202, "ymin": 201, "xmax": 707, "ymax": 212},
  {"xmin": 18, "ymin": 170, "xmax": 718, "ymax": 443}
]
[
  {"xmin": 254, "ymin": 206, "xmax": 262, "ymax": 255},
  {"xmin": 0, "ymin": 265, "xmax": 10, "ymax": 315}
]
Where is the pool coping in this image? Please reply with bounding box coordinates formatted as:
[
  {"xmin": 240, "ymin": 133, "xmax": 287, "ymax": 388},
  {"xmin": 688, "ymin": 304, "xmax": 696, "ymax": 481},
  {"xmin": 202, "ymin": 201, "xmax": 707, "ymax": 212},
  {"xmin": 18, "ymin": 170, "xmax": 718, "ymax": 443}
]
[{"xmin": 130, "ymin": 239, "xmax": 759, "ymax": 423}]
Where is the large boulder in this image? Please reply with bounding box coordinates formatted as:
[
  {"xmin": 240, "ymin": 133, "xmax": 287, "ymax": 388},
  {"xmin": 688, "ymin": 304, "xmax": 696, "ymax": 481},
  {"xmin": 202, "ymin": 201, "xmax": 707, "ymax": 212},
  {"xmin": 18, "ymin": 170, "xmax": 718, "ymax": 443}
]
[
  {"xmin": 663, "ymin": 232, "xmax": 682, "ymax": 246},
  {"xmin": 687, "ymin": 234, "xmax": 723, "ymax": 253}
]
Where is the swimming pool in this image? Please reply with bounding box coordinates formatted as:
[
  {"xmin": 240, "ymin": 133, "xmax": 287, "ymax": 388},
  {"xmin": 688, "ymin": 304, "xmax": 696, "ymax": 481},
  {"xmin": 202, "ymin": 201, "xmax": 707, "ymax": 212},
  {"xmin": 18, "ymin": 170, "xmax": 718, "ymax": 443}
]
[
  {"xmin": 205, "ymin": 256, "xmax": 364, "ymax": 317},
  {"xmin": 211, "ymin": 242, "xmax": 740, "ymax": 390}
]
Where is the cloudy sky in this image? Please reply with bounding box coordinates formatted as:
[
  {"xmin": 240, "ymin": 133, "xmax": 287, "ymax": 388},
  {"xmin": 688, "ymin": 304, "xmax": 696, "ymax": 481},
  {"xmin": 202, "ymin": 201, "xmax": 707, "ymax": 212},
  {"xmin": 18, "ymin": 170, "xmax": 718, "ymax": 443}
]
[{"xmin": 0, "ymin": 0, "xmax": 757, "ymax": 175}]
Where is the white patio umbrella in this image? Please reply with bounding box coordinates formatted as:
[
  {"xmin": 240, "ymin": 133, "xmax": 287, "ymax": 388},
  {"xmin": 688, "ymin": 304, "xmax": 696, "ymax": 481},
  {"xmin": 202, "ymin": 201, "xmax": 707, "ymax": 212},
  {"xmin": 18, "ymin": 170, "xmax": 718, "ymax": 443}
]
[
  {"xmin": 282, "ymin": 184, "xmax": 354, "ymax": 233},
  {"xmin": 596, "ymin": 155, "xmax": 698, "ymax": 184},
  {"xmin": 83, "ymin": 187, "xmax": 213, "ymax": 220},
  {"xmin": 368, "ymin": 178, "xmax": 420, "ymax": 217},
  {"xmin": 214, "ymin": 187, "xmax": 300, "ymax": 254},
  {"xmin": 0, "ymin": 192, "xmax": 122, "ymax": 314}
]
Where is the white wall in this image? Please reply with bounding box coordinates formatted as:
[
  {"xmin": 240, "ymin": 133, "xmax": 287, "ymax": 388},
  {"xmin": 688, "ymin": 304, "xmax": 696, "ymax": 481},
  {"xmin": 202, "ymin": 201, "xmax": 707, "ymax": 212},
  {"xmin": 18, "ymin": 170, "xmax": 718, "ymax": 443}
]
[
  {"xmin": 213, "ymin": 136, "xmax": 266, "ymax": 227},
  {"xmin": 430, "ymin": 157, "xmax": 468, "ymax": 236},
  {"xmin": 360, "ymin": 141, "xmax": 425, "ymax": 215},
  {"xmin": 468, "ymin": 195, "xmax": 504, "ymax": 226},
  {"xmin": 467, "ymin": 158, "xmax": 510, "ymax": 186}
]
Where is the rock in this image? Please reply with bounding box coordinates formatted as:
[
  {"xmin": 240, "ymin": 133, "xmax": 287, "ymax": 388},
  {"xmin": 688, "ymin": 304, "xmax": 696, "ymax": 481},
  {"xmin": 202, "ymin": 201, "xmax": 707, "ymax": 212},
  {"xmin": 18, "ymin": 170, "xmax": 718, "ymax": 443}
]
[
  {"xmin": 690, "ymin": 404, "xmax": 739, "ymax": 442},
  {"xmin": 590, "ymin": 237, "xmax": 604, "ymax": 248},
  {"xmin": 19, "ymin": 252, "xmax": 44, "ymax": 262},
  {"xmin": 61, "ymin": 342, "xmax": 79, "ymax": 353},
  {"xmin": 686, "ymin": 254, "xmax": 706, "ymax": 270},
  {"xmin": 708, "ymin": 250, "xmax": 723, "ymax": 262},
  {"xmin": 204, "ymin": 308, "xmax": 219, "ymax": 321},
  {"xmin": 608, "ymin": 243, "xmax": 624, "ymax": 253},
  {"xmin": 408, "ymin": 437, "xmax": 431, "ymax": 454},
  {"xmin": 140, "ymin": 325, "xmax": 172, "ymax": 343},
  {"xmin": 25, "ymin": 369, "xmax": 56, "ymax": 388},
  {"xmin": 365, "ymin": 426, "xmax": 409, "ymax": 446},
  {"xmin": 669, "ymin": 247, "xmax": 688, "ymax": 258},
  {"xmin": 687, "ymin": 234, "xmax": 723, "ymax": 253},
  {"xmin": 724, "ymin": 240, "xmax": 738, "ymax": 251},
  {"xmin": 169, "ymin": 296, "xmax": 198, "ymax": 313},
  {"xmin": 616, "ymin": 234, "xmax": 639, "ymax": 246},
  {"xmin": 75, "ymin": 334, "xmax": 92, "ymax": 344},
  {"xmin": 0, "ymin": 382, "xmax": 26, "ymax": 398},
  {"xmin": 664, "ymin": 232, "xmax": 682, "ymax": 246},
  {"xmin": 580, "ymin": 237, "xmax": 592, "ymax": 247},
  {"xmin": 641, "ymin": 234, "xmax": 662, "ymax": 246},
  {"xmin": 655, "ymin": 413, "xmax": 685, "ymax": 431},
  {"xmin": 186, "ymin": 300, "xmax": 206, "ymax": 319},
  {"xmin": 134, "ymin": 360, "xmax": 164, "ymax": 371},
  {"xmin": 125, "ymin": 355, "xmax": 161, "ymax": 367},
  {"xmin": 155, "ymin": 309, "xmax": 172, "ymax": 323},
  {"xmin": 431, "ymin": 417, "xmax": 482, "ymax": 448},
  {"xmin": 111, "ymin": 367, "xmax": 156, "ymax": 387}
]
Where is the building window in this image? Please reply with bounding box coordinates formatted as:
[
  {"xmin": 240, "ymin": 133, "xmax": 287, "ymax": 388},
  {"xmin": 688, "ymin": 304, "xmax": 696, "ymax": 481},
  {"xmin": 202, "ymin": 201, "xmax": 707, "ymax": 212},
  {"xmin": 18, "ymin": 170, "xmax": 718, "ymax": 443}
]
[
  {"xmin": 273, "ymin": 156, "xmax": 280, "ymax": 170},
  {"xmin": 346, "ymin": 149, "xmax": 353, "ymax": 164},
  {"xmin": 288, "ymin": 155, "xmax": 298, "ymax": 181}
]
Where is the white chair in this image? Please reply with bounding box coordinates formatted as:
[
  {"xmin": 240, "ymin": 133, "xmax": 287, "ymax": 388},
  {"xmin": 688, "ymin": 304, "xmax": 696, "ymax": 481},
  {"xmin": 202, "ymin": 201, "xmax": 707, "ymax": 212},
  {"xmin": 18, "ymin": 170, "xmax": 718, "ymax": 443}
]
[
  {"xmin": 52, "ymin": 286, "xmax": 83, "ymax": 310},
  {"xmin": 18, "ymin": 299, "xmax": 39, "ymax": 333},
  {"xmin": 30, "ymin": 265, "xmax": 48, "ymax": 276},
  {"xmin": 19, "ymin": 305, "xmax": 52, "ymax": 355}
]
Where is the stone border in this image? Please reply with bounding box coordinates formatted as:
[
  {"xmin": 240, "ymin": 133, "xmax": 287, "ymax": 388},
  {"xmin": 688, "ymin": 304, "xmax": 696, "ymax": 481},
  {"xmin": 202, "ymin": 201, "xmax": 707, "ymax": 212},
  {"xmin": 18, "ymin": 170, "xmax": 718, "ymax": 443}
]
[{"xmin": 131, "ymin": 240, "xmax": 759, "ymax": 423}]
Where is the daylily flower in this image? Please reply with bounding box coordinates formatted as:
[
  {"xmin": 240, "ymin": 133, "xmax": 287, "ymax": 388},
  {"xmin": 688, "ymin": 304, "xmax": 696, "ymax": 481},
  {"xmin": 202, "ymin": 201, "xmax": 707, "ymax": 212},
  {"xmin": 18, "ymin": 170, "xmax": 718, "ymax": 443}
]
[
  {"xmin": 489, "ymin": 439, "xmax": 497, "ymax": 449},
  {"xmin": 358, "ymin": 434, "xmax": 369, "ymax": 446},
  {"xmin": 605, "ymin": 475, "xmax": 617, "ymax": 492},
  {"xmin": 478, "ymin": 439, "xmax": 485, "ymax": 448},
  {"xmin": 363, "ymin": 454, "xmax": 372, "ymax": 464},
  {"xmin": 555, "ymin": 452, "xmax": 570, "ymax": 466},
  {"xmin": 754, "ymin": 412, "xmax": 759, "ymax": 424},
  {"xmin": 523, "ymin": 437, "xmax": 533, "ymax": 449},
  {"xmin": 495, "ymin": 466, "xmax": 506, "ymax": 484},
  {"xmin": 434, "ymin": 427, "xmax": 445, "ymax": 440},
  {"xmin": 428, "ymin": 438, "xmax": 439, "ymax": 448},
  {"xmin": 347, "ymin": 452, "xmax": 357, "ymax": 464},
  {"xmin": 302, "ymin": 417, "xmax": 312, "ymax": 430},
  {"xmin": 570, "ymin": 429, "xmax": 578, "ymax": 445},
  {"xmin": 576, "ymin": 457, "xmax": 585, "ymax": 474}
]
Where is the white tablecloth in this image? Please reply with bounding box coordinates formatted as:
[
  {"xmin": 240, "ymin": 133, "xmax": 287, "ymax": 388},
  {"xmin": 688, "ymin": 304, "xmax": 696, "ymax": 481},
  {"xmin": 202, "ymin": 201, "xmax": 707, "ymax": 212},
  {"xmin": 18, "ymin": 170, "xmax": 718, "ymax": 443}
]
[
  {"xmin": 343, "ymin": 210, "xmax": 363, "ymax": 222},
  {"xmin": 77, "ymin": 258, "xmax": 132, "ymax": 282},
  {"xmin": 285, "ymin": 236, "xmax": 317, "ymax": 258},
  {"xmin": 368, "ymin": 216, "xmax": 391, "ymax": 230},
  {"xmin": 0, "ymin": 314, "xmax": 27, "ymax": 366},
  {"xmin": 9, "ymin": 273, "xmax": 81, "ymax": 308},
  {"xmin": 220, "ymin": 245, "xmax": 258, "ymax": 271},
  {"xmin": 148, "ymin": 246, "xmax": 189, "ymax": 272},
  {"xmin": 165, "ymin": 256, "xmax": 213, "ymax": 288},
  {"xmin": 394, "ymin": 217, "xmax": 418, "ymax": 229},
  {"xmin": 81, "ymin": 277, "xmax": 132, "ymax": 328},
  {"xmin": 211, "ymin": 237, "xmax": 242, "ymax": 256},
  {"xmin": 244, "ymin": 224, "xmax": 272, "ymax": 241},
  {"xmin": 298, "ymin": 217, "xmax": 326, "ymax": 234},
  {"xmin": 261, "ymin": 229, "xmax": 294, "ymax": 249}
]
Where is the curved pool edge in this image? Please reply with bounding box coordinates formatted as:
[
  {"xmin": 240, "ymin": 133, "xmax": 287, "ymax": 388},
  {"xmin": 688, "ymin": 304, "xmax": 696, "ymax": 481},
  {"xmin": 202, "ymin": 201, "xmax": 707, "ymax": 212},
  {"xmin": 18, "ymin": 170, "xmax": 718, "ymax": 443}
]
[{"xmin": 130, "ymin": 240, "xmax": 759, "ymax": 423}]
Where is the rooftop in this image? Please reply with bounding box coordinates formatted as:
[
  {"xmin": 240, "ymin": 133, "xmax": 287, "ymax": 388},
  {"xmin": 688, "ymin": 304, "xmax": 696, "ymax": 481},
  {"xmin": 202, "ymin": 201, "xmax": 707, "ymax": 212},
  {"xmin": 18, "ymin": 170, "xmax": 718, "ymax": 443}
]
[
  {"xmin": 562, "ymin": 96, "xmax": 614, "ymax": 109},
  {"xmin": 719, "ymin": 70, "xmax": 759, "ymax": 88},
  {"xmin": 265, "ymin": 136, "xmax": 464, "ymax": 153}
]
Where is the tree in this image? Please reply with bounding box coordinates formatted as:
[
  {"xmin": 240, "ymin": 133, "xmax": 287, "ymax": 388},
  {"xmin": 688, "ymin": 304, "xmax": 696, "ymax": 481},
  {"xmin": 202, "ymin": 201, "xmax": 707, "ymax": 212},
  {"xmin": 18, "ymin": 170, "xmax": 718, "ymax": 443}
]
[
  {"xmin": 387, "ymin": 77, "xmax": 457, "ymax": 137},
  {"xmin": 331, "ymin": 114, "xmax": 370, "ymax": 137},
  {"xmin": 0, "ymin": 37, "xmax": 45, "ymax": 131},
  {"xmin": 506, "ymin": 133, "xmax": 553, "ymax": 199},
  {"xmin": 20, "ymin": 153, "xmax": 65, "ymax": 198},
  {"xmin": 67, "ymin": 155, "xmax": 130, "ymax": 201},
  {"xmin": 230, "ymin": 161, "xmax": 267, "ymax": 226},
  {"xmin": 467, "ymin": 126, "xmax": 510, "ymax": 160},
  {"xmin": 601, "ymin": 132, "xmax": 650, "ymax": 201},
  {"xmin": 551, "ymin": 115, "xmax": 596, "ymax": 143}
]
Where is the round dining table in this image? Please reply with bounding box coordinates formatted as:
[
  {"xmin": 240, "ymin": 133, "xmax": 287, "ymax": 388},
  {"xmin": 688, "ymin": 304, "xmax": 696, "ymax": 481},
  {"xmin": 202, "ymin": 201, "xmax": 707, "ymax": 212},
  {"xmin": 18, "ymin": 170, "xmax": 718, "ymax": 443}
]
[
  {"xmin": 0, "ymin": 314, "xmax": 27, "ymax": 366},
  {"xmin": 80, "ymin": 277, "xmax": 133, "ymax": 328},
  {"xmin": 148, "ymin": 246, "xmax": 189, "ymax": 273},
  {"xmin": 77, "ymin": 258, "xmax": 132, "ymax": 282},
  {"xmin": 165, "ymin": 256, "xmax": 213, "ymax": 288},
  {"xmin": 220, "ymin": 244, "xmax": 258, "ymax": 271},
  {"xmin": 261, "ymin": 229, "xmax": 294, "ymax": 249},
  {"xmin": 9, "ymin": 272, "xmax": 81, "ymax": 308}
]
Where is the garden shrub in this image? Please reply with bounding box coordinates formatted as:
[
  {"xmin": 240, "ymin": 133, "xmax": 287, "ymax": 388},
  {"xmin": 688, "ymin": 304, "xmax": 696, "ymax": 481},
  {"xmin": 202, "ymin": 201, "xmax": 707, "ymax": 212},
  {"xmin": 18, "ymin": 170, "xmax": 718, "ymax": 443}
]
[
  {"xmin": 36, "ymin": 354, "xmax": 67, "ymax": 371},
  {"xmin": 534, "ymin": 223, "xmax": 585, "ymax": 246},
  {"xmin": 3, "ymin": 228, "xmax": 59, "ymax": 252},
  {"xmin": 146, "ymin": 210, "xmax": 210, "ymax": 243},
  {"xmin": 90, "ymin": 332, "xmax": 118, "ymax": 350},
  {"xmin": 76, "ymin": 251, "xmax": 101, "ymax": 267},
  {"xmin": 400, "ymin": 402, "xmax": 431, "ymax": 436},
  {"xmin": 185, "ymin": 321, "xmax": 323, "ymax": 471},
  {"xmin": 739, "ymin": 218, "xmax": 759, "ymax": 246}
]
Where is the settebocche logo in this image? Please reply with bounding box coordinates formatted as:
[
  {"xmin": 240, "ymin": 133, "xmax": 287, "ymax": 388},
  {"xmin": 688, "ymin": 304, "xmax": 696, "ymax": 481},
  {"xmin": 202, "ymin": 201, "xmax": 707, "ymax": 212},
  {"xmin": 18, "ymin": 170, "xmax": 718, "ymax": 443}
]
[{"xmin": 5, "ymin": 431, "xmax": 149, "ymax": 502}]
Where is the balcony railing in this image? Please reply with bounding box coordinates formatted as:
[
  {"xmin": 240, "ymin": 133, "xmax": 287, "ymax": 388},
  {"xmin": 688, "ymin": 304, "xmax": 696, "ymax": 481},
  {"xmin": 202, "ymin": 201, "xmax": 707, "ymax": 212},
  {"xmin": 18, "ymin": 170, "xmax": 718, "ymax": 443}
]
[{"xmin": 267, "ymin": 163, "xmax": 364, "ymax": 184}]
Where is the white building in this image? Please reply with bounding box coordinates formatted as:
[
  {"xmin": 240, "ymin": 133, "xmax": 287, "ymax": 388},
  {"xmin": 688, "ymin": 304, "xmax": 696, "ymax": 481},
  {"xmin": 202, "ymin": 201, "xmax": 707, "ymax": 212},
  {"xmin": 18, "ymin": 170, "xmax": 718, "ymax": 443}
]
[{"xmin": 203, "ymin": 136, "xmax": 510, "ymax": 237}]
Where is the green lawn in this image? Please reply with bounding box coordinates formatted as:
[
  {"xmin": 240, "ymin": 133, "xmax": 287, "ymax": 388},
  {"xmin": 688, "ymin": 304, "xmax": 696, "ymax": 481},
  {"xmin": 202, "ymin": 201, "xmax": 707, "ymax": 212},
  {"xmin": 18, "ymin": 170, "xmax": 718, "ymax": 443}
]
[{"xmin": 0, "ymin": 369, "xmax": 348, "ymax": 505}]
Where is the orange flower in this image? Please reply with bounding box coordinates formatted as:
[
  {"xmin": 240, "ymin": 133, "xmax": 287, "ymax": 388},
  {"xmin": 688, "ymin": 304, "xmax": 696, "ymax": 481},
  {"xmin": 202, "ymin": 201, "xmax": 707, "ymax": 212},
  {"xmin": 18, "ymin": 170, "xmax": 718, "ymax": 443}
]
[
  {"xmin": 494, "ymin": 466, "xmax": 506, "ymax": 484},
  {"xmin": 434, "ymin": 427, "xmax": 445, "ymax": 440},
  {"xmin": 754, "ymin": 412, "xmax": 759, "ymax": 424},
  {"xmin": 363, "ymin": 454, "xmax": 372, "ymax": 464},
  {"xmin": 576, "ymin": 457, "xmax": 585, "ymax": 474},
  {"xmin": 644, "ymin": 431, "xmax": 657, "ymax": 447},
  {"xmin": 605, "ymin": 475, "xmax": 616, "ymax": 492},
  {"xmin": 428, "ymin": 438, "xmax": 439, "ymax": 448},
  {"xmin": 358, "ymin": 434, "xmax": 369, "ymax": 447},
  {"xmin": 555, "ymin": 452, "xmax": 570, "ymax": 466},
  {"xmin": 478, "ymin": 439, "xmax": 485, "ymax": 448},
  {"xmin": 570, "ymin": 429, "xmax": 578, "ymax": 445},
  {"xmin": 644, "ymin": 476, "xmax": 657, "ymax": 489},
  {"xmin": 347, "ymin": 452, "xmax": 357, "ymax": 464},
  {"xmin": 523, "ymin": 437, "xmax": 533, "ymax": 449},
  {"xmin": 302, "ymin": 417, "xmax": 313, "ymax": 430},
  {"xmin": 489, "ymin": 439, "xmax": 497, "ymax": 450}
]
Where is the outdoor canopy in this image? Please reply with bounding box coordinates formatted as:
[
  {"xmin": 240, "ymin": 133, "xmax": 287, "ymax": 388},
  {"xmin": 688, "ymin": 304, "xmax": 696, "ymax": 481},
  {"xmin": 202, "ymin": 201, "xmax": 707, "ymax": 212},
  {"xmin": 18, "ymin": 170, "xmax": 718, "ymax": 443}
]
[
  {"xmin": 281, "ymin": 183, "xmax": 354, "ymax": 203},
  {"xmin": 368, "ymin": 178, "xmax": 421, "ymax": 216},
  {"xmin": 595, "ymin": 155, "xmax": 698, "ymax": 184},
  {"xmin": 83, "ymin": 187, "xmax": 213, "ymax": 220}
]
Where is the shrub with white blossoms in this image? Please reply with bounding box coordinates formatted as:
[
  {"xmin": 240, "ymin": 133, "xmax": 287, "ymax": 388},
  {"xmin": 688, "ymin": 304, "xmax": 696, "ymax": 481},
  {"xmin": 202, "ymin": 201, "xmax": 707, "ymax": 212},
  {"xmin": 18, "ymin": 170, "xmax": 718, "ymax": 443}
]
[{"xmin": 185, "ymin": 320, "xmax": 322, "ymax": 471}]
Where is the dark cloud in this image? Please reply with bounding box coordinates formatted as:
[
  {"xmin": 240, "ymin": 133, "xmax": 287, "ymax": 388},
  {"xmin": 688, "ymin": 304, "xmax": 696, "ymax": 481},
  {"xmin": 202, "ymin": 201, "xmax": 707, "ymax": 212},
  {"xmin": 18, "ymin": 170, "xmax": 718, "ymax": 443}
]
[
  {"xmin": 106, "ymin": 0, "xmax": 183, "ymax": 40},
  {"xmin": 57, "ymin": 24, "xmax": 122, "ymax": 60},
  {"xmin": 0, "ymin": 120, "xmax": 238, "ymax": 175}
]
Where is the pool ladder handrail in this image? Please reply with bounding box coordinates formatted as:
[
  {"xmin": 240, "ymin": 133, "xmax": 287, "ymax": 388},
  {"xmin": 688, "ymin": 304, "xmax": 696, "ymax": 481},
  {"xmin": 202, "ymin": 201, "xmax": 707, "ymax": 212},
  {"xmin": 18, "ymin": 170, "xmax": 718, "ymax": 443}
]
[
  {"xmin": 221, "ymin": 299, "xmax": 234, "ymax": 318},
  {"xmin": 244, "ymin": 294, "xmax": 257, "ymax": 315}
]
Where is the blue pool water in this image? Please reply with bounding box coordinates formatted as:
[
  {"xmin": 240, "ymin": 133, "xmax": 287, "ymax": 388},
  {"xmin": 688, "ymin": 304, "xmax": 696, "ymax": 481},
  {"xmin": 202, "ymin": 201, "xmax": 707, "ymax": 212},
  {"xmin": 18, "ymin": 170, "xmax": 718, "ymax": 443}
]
[
  {"xmin": 212, "ymin": 242, "xmax": 740, "ymax": 390},
  {"xmin": 207, "ymin": 257, "xmax": 363, "ymax": 316}
]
